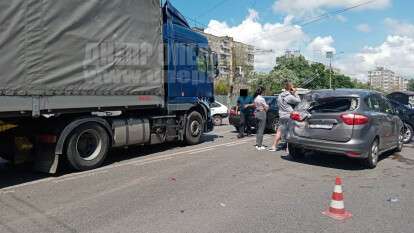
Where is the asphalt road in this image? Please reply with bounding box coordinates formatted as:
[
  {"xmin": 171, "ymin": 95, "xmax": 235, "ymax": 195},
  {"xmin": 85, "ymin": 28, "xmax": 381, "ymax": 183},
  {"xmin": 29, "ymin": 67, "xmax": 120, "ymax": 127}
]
[{"xmin": 1, "ymin": 125, "xmax": 413, "ymax": 233}]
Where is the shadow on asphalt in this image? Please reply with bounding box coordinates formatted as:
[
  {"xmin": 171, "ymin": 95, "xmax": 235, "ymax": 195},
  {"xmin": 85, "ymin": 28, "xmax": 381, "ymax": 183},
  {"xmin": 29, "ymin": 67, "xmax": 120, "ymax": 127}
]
[
  {"xmin": 0, "ymin": 134, "xmax": 222, "ymax": 190},
  {"xmin": 281, "ymin": 151, "xmax": 396, "ymax": 171}
]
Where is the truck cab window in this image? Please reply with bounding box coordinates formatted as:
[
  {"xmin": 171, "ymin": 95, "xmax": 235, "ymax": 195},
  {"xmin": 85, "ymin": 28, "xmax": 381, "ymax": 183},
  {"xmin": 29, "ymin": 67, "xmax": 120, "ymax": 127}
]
[{"xmin": 197, "ymin": 50, "xmax": 207, "ymax": 73}]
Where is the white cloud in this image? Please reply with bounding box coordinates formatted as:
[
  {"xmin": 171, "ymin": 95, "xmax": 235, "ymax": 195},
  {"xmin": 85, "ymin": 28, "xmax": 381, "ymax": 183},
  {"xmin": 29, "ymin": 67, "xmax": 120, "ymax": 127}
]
[
  {"xmin": 307, "ymin": 36, "xmax": 336, "ymax": 55},
  {"xmin": 336, "ymin": 15, "xmax": 348, "ymax": 23},
  {"xmin": 356, "ymin": 24, "xmax": 372, "ymax": 33},
  {"xmin": 337, "ymin": 36, "xmax": 414, "ymax": 81},
  {"xmin": 384, "ymin": 18, "xmax": 414, "ymax": 38},
  {"xmin": 205, "ymin": 9, "xmax": 307, "ymax": 71},
  {"xmin": 273, "ymin": 0, "xmax": 391, "ymax": 18}
]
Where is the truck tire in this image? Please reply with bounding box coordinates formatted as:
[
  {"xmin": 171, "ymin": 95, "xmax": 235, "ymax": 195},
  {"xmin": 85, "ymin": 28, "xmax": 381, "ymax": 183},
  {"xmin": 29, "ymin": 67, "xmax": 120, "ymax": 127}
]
[
  {"xmin": 185, "ymin": 111, "xmax": 204, "ymax": 145},
  {"xmin": 65, "ymin": 123, "xmax": 110, "ymax": 171}
]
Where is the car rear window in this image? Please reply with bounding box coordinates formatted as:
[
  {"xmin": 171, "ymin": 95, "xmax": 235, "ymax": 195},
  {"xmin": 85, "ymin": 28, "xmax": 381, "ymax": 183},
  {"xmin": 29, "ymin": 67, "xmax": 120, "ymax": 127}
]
[{"xmin": 297, "ymin": 96, "xmax": 359, "ymax": 113}]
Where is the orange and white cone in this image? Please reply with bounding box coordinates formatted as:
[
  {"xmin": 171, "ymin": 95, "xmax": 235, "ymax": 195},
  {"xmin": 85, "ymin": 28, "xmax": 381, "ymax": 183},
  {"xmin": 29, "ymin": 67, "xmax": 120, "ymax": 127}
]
[{"xmin": 322, "ymin": 177, "xmax": 352, "ymax": 220}]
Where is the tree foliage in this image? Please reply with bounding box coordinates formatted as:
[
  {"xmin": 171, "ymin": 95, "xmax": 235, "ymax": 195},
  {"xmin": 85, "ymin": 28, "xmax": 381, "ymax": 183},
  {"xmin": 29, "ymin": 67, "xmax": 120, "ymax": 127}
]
[
  {"xmin": 249, "ymin": 55, "xmax": 366, "ymax": 94},
  {"xmin": 409, "ymin": 79, "xmax": 414, "ymax": 92},
  {"xmin": 215, "ymin": 79, "xmax": 229, "ymax": 95}
]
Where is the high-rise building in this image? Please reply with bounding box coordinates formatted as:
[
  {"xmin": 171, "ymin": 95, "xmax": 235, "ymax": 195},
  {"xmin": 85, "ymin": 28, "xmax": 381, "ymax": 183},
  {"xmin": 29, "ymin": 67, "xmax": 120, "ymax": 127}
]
[
  {"xmin": 368, "ymin": 67, "xmax": 408, "ymax": 92},
  {"xmin": 193, "ymin": 28, "xmax": 255, "ymax": 95}
]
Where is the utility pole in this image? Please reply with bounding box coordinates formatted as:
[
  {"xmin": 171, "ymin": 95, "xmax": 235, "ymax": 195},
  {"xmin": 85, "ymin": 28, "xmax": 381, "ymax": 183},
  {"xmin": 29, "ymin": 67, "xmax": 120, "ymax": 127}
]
[{"xmin": 326, "ymin": 51, "xmax": 334, "ymax": 89}]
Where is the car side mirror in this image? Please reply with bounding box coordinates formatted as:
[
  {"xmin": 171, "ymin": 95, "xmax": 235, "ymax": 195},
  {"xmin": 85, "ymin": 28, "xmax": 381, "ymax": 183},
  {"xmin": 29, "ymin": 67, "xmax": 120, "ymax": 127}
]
[{"xmin": 212, "ymin": 53, "xmax": 219, "ymax": 78}]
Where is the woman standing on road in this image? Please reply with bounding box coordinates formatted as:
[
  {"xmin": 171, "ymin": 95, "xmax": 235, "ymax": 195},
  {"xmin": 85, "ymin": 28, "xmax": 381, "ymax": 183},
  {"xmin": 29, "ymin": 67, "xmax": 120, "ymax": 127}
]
[{"xmin": 254, "ymin": 87, "xmax": 269, "ymax": 151}]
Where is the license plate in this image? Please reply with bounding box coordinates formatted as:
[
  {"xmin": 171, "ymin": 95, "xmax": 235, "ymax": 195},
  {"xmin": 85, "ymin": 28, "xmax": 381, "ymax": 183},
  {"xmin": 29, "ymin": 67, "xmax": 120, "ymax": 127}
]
[{"xmin": 309, "ymin": 124, "xmax": 333, "ymax": 129}]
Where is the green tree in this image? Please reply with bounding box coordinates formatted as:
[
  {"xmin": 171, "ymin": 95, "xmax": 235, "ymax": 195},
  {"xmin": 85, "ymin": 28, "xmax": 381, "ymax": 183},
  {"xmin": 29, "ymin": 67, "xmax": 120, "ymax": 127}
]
[
  {"xmin": 215, "ymin": 79, "xmax": 229, "ymax": 95},
  {"xmin": 409, "ymin": 79, "xmax": 414, "ymax": 91}
]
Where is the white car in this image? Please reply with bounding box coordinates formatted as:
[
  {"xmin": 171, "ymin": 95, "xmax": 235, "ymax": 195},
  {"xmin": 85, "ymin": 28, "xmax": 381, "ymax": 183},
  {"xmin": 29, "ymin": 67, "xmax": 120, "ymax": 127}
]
[{"xmin": 210, "ymin": 101, "xmax": 228, "ymax": 126}]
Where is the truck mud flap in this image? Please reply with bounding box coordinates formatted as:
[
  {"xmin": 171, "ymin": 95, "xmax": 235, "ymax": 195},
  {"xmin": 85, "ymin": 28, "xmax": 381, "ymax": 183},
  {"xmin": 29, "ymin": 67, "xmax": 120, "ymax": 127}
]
[{"xmin": 34, "ymin": 144, "xmax": 59, "ymax": 174}]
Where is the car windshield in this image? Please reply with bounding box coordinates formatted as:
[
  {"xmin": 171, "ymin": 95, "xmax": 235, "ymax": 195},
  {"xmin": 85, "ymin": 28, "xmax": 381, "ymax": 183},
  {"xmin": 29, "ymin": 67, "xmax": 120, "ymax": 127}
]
[{"xmin": 264, "ymin": 97, "xmax": 277, "ymax": 107}]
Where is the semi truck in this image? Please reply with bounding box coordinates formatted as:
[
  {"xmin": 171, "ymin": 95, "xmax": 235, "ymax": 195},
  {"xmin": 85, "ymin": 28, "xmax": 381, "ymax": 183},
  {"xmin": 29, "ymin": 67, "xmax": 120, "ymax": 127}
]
[{"xmin": 0, "ymin": 0, "xmax": 217, "ymax": 173}]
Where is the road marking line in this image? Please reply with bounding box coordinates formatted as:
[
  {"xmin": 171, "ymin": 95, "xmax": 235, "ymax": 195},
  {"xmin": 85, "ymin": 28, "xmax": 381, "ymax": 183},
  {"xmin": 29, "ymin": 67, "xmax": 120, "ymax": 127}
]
[
  {"xmin": 226, "ymin": 141, "xmax": 248, "ymax": 147},
  {"xmin": 0, "ymin": 190, "xmax": 15, "ymax": 195},
  {"xmin": 189, "ymin": 148, "xmax": 216, "ymax": 155},
  {"xmin": 133, "ymin": 157, "xmax": 175, "ymax": 166},
  {"xmin": 0, "ymin": 177, "xmax": 55, "ymax": 192},
  {"xmin": 53, "ymin": 171, "xmax": 108, "ymax": 184},
  {"xmin": 0, "ymin": 135, "xmax": 273, "ymax": 191}
]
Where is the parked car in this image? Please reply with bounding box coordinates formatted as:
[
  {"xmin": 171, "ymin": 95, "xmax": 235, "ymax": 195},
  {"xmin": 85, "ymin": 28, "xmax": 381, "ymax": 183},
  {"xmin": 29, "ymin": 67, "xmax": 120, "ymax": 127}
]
[
  {"xmin": 210, "ymin": 101, "xmax": 229, "ymax": 126},
  {"xmin": 287, "ymin": 89, "xmax": 405, "ymax": 169},
  {"xmin": 389, "ymin": 99, "xmax": 414, "ymax": 143},
  {"xmin": 229, "ymin": 96, "xmax": 279, "ymax": 133}
]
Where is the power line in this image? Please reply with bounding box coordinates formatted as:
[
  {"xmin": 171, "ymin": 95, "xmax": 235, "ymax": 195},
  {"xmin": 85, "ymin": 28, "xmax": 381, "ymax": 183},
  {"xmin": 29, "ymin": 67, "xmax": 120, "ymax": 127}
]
[
  {"xmin": 298, "ymin": 0, "xmax": 378, "ymax": 27},
  {"xmin": 187, "ymin": 0, "xmax": 379, "ymax": 51},
  {"xmin": 198, "ymin": 0, "xmax": 231, "ymax": 19},
  {"xmin": 245, "ymin": 0, "xmax": 380, "ymax": 46}
]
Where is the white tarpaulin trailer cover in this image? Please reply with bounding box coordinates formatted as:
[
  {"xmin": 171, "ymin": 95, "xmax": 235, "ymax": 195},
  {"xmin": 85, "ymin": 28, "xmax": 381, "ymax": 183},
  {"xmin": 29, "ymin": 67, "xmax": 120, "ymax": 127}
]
[{"xmin": 0, "ymin": 0, "xmax": 164, "ymax": 97}]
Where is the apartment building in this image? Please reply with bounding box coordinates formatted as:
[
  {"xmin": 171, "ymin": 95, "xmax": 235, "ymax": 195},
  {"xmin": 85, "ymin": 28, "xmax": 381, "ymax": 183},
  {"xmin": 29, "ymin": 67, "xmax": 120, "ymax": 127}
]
[
  {"xmin": 368, "ymin": 67, "xmax": 408, "ymax": 92},
  {"xmin": 194, "ymin": 28, "xmax": 255, "ymax": 94}
]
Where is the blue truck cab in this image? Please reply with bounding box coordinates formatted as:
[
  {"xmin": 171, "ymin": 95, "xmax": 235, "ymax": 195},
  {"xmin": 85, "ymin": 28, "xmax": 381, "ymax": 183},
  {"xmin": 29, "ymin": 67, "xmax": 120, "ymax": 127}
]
[{"xmin": 163, "ymin": 2, "xmax": 217, "ymax": 116}]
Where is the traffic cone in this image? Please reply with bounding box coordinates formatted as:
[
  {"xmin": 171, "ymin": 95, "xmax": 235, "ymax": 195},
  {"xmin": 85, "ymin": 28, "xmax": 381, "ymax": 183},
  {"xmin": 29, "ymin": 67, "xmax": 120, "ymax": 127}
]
[{"xmin": 322, "ymin": 177, "xmax": 352, "ymax": 220}]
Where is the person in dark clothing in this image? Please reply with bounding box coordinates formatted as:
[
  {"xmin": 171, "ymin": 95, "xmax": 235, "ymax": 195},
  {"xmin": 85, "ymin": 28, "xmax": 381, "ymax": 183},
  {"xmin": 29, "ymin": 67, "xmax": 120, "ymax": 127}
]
[{"xmin": 236, "ymin": 89, "xmax": 254, "ymax": 138}]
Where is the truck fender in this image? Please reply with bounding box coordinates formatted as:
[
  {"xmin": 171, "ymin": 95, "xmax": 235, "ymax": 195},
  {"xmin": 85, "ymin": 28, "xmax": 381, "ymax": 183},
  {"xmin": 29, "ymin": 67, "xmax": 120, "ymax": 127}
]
[
  {"xmin": 55, "ymin": 117, "xmax": 113, "ymax": 156},
  {"xmin": 198, "ymin": 101, "xmax": 211, "ymax": 120},
  {"xmin": 194, "ymin": 100, "xmax": 213, "ymax": 132}
]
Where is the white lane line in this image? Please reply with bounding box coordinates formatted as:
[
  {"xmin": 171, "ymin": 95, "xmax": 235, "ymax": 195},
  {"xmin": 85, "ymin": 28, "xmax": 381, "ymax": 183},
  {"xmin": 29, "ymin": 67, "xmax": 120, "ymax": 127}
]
[
  {"xmin": 133, "ymin": 157, "xmax": 175, "ymax": 166},
  {"xmin": 53, "ymin": 171, "xmax": 108, "ymax": 184},
  {"xmin": 0, "ymin": 178, "xmax": 56, "ymax": 192},
  {"xmin": 189, "ymin": 148, "xmax": 216, "ymax": 155},
  {"xmin": 226, "ymin": 141, "xmax": 248, "ymax": 147},
  {"xmin": 0, "ymin": 190, "xmax": 15, "ymax": 195},
  {"xmin": 0, "ymin": 135, "xmax": 272, "ymax": 191}
]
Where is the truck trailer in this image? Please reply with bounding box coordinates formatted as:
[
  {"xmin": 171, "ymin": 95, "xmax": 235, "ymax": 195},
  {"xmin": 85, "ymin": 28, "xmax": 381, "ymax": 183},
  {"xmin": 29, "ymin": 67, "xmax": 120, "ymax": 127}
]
[{"xmin": 0, "ymin": 0, "xmax": 217, "ymax": 173}]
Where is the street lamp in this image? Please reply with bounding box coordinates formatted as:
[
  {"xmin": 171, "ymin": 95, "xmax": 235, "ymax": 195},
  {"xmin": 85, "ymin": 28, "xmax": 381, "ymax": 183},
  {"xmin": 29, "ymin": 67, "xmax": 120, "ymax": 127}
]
[{"xmin": 326, "ymin": 51, "xmax": 334, "ymax": 89}]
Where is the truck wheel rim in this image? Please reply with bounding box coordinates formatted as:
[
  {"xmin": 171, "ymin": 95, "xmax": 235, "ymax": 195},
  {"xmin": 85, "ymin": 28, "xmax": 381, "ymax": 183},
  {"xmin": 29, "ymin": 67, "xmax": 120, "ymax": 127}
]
[
  {"xmin": 76, "ymin": 129, "xmax": 102, "ymax": 161},
  {"xmin": 190, "ymin": 121, "xmax": 201, "ymax": 137}
]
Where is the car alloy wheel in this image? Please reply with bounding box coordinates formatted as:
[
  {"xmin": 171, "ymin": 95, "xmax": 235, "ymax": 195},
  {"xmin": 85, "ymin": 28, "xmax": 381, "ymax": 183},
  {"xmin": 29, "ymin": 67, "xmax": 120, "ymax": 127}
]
[
  {"xmin": 403, "ymin": 124, "xmax": 413, "ymax": 144},
  {"xmin": 396, "ymin": 128, "xmax": 404, "ymax": 152},
  {"xmin": 370, "ymin": 140, "xmax": 379, "ymax": 167}
]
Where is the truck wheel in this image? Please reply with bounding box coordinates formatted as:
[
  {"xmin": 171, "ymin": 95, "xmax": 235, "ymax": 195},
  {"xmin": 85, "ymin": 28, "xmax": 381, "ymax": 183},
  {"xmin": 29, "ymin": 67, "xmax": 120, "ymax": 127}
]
[
  {"xmin": 288, "ymin": 144, "xmax": 304, "ymax": 160},
  {"xmin": 213, "ymin": 115, "xmax": 223, "ymax": 126},
  {"xmin": 185, "ymin": 111, "xmax": 203, "ymax": 145},
  {"xmin": 65, "ymin": 123, "xmax": 110, "ymax": 171},
  {"xmin": 365, "ymin": 139, "xmax": 379, "ymax": 169}
]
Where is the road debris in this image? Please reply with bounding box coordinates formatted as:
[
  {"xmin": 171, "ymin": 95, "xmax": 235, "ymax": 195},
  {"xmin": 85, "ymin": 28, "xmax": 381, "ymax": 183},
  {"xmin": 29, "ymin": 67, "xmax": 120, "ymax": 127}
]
[{"xmin": 387, "ymin": 197, "xmax": 399, "ymax": 203}]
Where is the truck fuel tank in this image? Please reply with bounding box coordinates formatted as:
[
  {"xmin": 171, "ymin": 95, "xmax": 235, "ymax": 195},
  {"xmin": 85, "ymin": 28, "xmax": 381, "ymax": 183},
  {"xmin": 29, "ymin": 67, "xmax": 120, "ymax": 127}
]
[{"xmin": 112, "ymin": 118, "xmax": 150, "ymax": 147}]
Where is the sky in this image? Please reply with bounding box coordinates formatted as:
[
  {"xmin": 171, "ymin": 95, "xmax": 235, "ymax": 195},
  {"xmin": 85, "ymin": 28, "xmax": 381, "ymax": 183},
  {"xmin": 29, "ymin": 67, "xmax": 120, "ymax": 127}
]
[{"xmin": 168, "ymin": 0, "xmax": 414, "ymax": 81}]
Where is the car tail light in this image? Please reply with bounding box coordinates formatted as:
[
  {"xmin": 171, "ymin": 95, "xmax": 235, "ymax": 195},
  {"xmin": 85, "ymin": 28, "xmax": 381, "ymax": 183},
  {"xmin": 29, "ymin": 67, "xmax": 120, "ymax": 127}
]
[
  {"xmin": 341, "ymin": 114, "xmax": 369, "ymax": 125},
  {"xmin": 290, "ymin": 112, "xmax": 303, "ymax": 122},
  {"xmin": 346, "ymin": 151, "xmax": 362, "ymax": 158}
]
